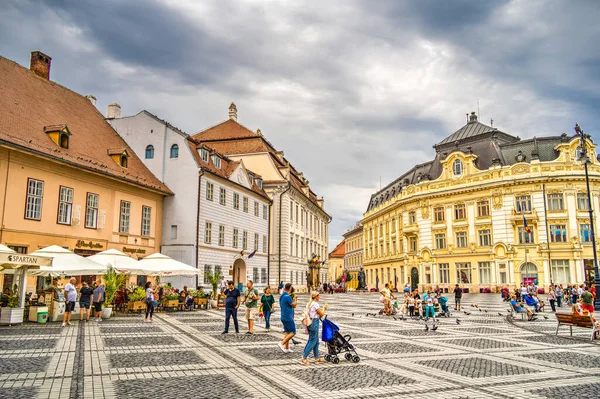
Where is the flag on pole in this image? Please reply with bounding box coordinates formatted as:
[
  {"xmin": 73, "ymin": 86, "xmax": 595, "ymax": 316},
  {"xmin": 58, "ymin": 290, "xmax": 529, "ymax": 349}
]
[
  {"xmin": 247, "ymin": 249, "xmax": 257, "ymax": 259},
  {"xmin": 523, "ymin": 214, "xmax": 531, "ymax": 233},
  {"xmin": 233, "ymin": 250, "xmax": 244, "ymax": 259}
]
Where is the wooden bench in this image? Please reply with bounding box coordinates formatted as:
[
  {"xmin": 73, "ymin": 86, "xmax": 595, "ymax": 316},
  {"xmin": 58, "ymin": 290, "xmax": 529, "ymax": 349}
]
[{"xmin": 555, "ymin": 313, "xmax": 599, "ymax": 340}]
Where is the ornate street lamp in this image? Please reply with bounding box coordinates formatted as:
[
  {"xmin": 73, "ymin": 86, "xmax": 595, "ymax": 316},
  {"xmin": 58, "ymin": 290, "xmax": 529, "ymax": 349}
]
[{"xmin": 575, "ymin": 123, "xmax": 600, "ymax": 310}]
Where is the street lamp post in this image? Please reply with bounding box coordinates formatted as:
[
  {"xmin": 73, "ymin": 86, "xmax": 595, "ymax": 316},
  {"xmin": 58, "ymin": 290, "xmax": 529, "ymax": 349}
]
[{"xmin": 575, "ymin": 123, "xmax": 600, "ymax": 310}]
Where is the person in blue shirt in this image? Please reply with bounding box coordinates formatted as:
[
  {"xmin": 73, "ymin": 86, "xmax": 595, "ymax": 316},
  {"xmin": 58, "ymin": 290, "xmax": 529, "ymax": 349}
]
[
  {"xmin": 524, "ymin": 293, "xmax": 540, "ymax": 312},
  {"xmin": 278, "ymin": 283, "xmax": 297, "ymax": 353},
  {"xmin": 511, "ymin": 294, "xmax": 534, "ymax": 320},
  {"xmin": 222, "ymin": 281, "xmax": 240, "ymax": 334}
]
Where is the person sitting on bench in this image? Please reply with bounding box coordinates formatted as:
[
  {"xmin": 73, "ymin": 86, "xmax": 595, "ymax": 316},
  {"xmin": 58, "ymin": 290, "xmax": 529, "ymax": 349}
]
[
  {"xmin": 524, "ymin": 293, "xmax": 542, "ymax": 312},
  {"xmin": 511, "ymin": 294, "xmax": 535, "ymax": 320}
]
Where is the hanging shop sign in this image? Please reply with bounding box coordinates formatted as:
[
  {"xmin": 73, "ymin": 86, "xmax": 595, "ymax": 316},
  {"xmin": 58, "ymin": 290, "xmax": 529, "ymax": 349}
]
[{"xmin": 75, "ymin": 240, "xmax": 104, "ymax": 249}]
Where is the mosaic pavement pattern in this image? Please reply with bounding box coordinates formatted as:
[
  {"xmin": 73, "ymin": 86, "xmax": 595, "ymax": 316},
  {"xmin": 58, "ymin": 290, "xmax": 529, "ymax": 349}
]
[{"xmin": 1, "ymin": 292, "xmax": 600, "ymax": 398}]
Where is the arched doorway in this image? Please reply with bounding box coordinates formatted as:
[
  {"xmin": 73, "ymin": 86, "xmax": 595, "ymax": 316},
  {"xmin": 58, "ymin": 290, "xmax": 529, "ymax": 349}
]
[
  {"xmin": 520, "ymin": 262, "xmax": 538, "ymax": 285},
  {"xmin": 232, "ymin": 258, "xmax": 246, "ymax": 291},
  {"xmin": 410, "ymin": 267, "xmax": 419, "ymax": 291}
]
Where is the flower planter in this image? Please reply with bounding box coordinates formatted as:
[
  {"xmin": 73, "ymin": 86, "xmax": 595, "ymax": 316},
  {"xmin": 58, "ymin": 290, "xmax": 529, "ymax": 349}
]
[
  {"xmin": 0, "ymin": 307, "xmax": 24, "ymax": 326},
  {"xmin": 164, "ymin": 299, "xmax": 179, "ymax": 308},
  {"xmin": 194, "ymin": 298, "xmax": 207, "ymax": 306},
  {"xmin": 127, "ymin": 301, "xmax": 146, "ymax": 311},
  {"xmin": 102, "ymin": 307, "xmax": 113, "ymax": 319}
]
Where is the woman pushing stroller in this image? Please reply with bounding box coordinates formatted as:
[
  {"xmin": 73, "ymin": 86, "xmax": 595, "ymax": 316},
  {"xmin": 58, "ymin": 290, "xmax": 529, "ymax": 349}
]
[{"xmin": 300, "ymin": 291, "xmax": 328, "ymax": 365}]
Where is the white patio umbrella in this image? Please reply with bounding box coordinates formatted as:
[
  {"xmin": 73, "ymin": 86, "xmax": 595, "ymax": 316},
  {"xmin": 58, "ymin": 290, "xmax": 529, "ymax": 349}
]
[
  {"xmin": 30, "ymin": 245, "xmax": 108, "ymax": 277},
  {"xmin": 137, "ymin": 253, "xmax": 202, "ymax": 276},
  {"xmin": 0, "ymin": 244, "xmax": 52, "ymax": 308},
  {"xmin": 87, "ymin": 249, "xmax": 139, "ymax": 273}
]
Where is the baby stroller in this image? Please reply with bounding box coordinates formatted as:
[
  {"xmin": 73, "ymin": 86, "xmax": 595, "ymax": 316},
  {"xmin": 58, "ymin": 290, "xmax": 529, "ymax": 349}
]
[
  {"xmin": 322, "ymin": 317, "xmax": 360, "ymax": 364},
  {"xmin": 437, "ymin": 296, "xmax": 450, "ymax": 317}
]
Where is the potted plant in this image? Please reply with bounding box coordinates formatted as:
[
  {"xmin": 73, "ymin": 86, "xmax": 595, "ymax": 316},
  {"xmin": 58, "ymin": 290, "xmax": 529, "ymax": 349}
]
[
  {"xmin": 127, "ymin": 287, "xmax": 147, "ymax": 311},
  {"xmin": 0, "ymin": 285, "xmax": 24, "ymax": 326},
  {"xmin": 102, "ymin": 267, "xmax": 118, "ymax": 318},
  {"xmin": 205, "ymin": 270, "xmax": 222, "ymax": 308},
  {"xmin": 193, "ymin": 289, "xmax": 208, "ymax": 307},
  {"xmin": 162, "ymin": 287, "xmax": 179, "ymax": 308}
]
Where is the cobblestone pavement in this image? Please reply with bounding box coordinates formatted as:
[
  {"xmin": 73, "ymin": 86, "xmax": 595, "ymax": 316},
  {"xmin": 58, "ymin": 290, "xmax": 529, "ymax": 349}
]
[{"xmin": 2, "ymin": 293, "xmax": 600, "ymax": 398}]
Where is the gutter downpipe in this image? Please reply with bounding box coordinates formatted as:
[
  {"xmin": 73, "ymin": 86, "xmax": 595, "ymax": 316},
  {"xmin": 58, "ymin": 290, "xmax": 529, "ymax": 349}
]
[
  {"xmin": 278, "ymin": 182, "xmax": 292, "ymax": 284},
  {"xmin": 195, "ymin": 171, "xmax": 203, "ymax": 288},
  {"xmin": 161, "ymin": 123, "xmax": 168, "ymax": 181}
]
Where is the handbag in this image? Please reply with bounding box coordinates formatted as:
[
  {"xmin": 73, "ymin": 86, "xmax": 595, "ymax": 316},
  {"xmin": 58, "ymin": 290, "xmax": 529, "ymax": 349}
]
[{"xmin": 301, "ymin": 301, "xmax": 313, "ymax": 326}]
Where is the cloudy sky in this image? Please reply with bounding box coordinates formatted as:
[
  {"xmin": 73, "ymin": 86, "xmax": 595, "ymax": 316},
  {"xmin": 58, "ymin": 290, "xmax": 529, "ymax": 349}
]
[{"xmin": 2, "ymin": 0, "xmax": 599, "ymax": 249}]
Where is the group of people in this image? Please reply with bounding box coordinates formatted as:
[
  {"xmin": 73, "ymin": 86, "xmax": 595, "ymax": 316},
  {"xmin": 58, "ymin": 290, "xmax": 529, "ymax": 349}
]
[
  {"xmin": 61, "ymin": 277, "xmax": 105, "ymax": 326},
  {"xmin": 380, "ymin": 283, "xmax": 462, "ymax": 318}
]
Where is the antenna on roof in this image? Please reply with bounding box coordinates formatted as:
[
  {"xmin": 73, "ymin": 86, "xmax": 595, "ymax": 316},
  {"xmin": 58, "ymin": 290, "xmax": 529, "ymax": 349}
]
[{"xmin": 477, "ymin": 100, "xmax": 480, "ymax": 121}]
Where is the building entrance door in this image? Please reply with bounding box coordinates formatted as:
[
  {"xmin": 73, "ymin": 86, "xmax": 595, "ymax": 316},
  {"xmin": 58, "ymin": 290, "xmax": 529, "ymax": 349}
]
[{"xmin": 520, "ymin": 262, "xmax": 538, "ymax": 285}]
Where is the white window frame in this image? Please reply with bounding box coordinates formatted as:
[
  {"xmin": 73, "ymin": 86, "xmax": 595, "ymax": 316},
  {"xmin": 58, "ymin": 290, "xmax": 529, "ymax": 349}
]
[
  {"xmin": 454, "ymin": 203, "xmax": 466, "ymax": 220},
  {"xmin": 453, "ymin": 159, "xmax": 463, "ymax": 176},
  {"xmin": 141, "ymin": 206, "xmax": 151, "ymax": 237},
  {"xmin": 218, "ymin": 225, "xmax": 225, "ymax": 246},
  {"xmin": 243, "ymin": 230, "xmax": 248, "ymax": 250},
  {"xmin": 119, "ymin": 200, "xmax": 131, "ymax": 233},
  {"xmin": 200, "ymin": 148, "xmax": 209, "ymax": 162},
  {"xmin": 477, "ymin": 200, "xmax": 490, "ymax": 217},
  {"xmin": 478, "ymin": 229, "xmax": 491, "ymax": 247},
  {"xmin": 219, "ymin": 188, "xmax": 226, "ymax": 206},
  {"xmin": 263, "ymin": 204, "xmax": 268, "ymax": 220},
  {"xmin": 233, "ymin": 228, "xmax": 239, "ymax": 248},
  {"xmin": 85, "ymin": 193, "xmax": 99, "ymax": 229},
  {"xmin": 254, "ymin": 201, "xmax": 259, "ymax": 217},
  {"xmin": 518, "ymin": 226, "xmax": 534, "ymax": 244},
  {"xmin": 204, "ymin": 222, "xmax": 212, "ymax": 244},
  {"xmin": 25, "ymin": 178, "xmax": 44, "ymax": 220},
  {"xmin": 434, "ymin": 233, "xmax": 446, "ymax": 249},
  {"xmin": 579, "ymin": 223, "xmax": 591, "ymax": 243},
  {"xmin": 434, "ymin": 206, "xmax": 445, "ymax": 222},
  {"xmin": 455, "ymin": 231, "xmax": 467, "ymax": 248},
  {"xmin": 233, "ymin": 193, "xmax": 240, "ymax": 210},
  {"xmin": 515, "ymin": 195, "xmax": 532, "ymax": 213},
  {"xmin": 577, "ymin": 193, "xmax": 590, "ymax": 211},
  {"xmin": 551, "ymin": 259, "xmax": 570, "ymax": 284},
  {"xmin": 547, "ymin": 193, "xmax": 564, "ymax": 211},
  {"xmin": 549, "ymin": 224, "xmax": 567, "ymax": 243},
  {"xmin": 438, "ymin": 263, "xmax": 450, "ymax": 284},
  {"xmin": 206, "ymin": 182, "xmax": 214, "ymax": 201},
  {"xmin": 478, "ymin": 262, "xmax": 491, "ymax": 284},
  {"xmin": 57, "ymin": 186, "xmax": 73, "ymax": 225},
  {"xmin": 243, "ymin": 197, "xmax": 248, "ymax": 213}
]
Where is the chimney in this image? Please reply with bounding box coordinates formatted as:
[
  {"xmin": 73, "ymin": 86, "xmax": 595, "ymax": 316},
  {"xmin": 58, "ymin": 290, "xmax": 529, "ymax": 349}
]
[
  {"xmin": 30, "ymin": 51, "xmax": 52, "ymax": 80},
  {"xmin": 85, "ymin": 95, "xmax": 97, "ymax": 107},
  {"xmin": 468, "ymin": 111, "xmax": 478, "ymax": 123},
  {"xmin": 107, "ymin": 103, "xmax": 121, "ymax": 119},
  {"xmin": 228, "ymin": 103, "xmax": 238, "ymax": 121}
]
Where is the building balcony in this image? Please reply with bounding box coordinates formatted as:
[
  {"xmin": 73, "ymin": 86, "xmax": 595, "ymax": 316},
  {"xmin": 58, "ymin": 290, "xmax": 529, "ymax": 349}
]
[{"xmin": 403, "ymin": 224, "xmax": 418, "ymax": 234}]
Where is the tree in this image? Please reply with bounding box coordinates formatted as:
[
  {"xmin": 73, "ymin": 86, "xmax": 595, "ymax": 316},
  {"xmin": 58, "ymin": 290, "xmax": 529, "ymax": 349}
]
[{"xmin": 205, "ymin": 270, "xmax": 222, "ymax": 299}]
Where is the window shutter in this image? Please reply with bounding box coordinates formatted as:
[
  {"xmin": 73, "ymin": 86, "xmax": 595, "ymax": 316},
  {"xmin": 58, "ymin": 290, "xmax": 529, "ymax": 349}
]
[
  {"xmin": 72, "ymin": 204, "xmax": 81, "ymax": 225},
  {"xmin": 98, "ymin": 210, "xmax": 107, "ymax": 230}
]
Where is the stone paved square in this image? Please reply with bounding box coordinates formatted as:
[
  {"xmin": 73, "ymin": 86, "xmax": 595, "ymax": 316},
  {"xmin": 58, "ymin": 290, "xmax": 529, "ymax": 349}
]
[
  {"xmin": 417, "ymin": 357, "xmax": 540, "ymax": 378},
  {"xmin": 109, "ymin": 350, "xmax": 205, "ymax": 368},
  {"xmin": 100, "ymin": 326, "xmax": 164, "ymax": 334},
  {"xmin": 521, "ymin": 352, "xmax": 600, "ymax": 368},
  {"xmin": 0, "ymin": 355, "xmax": 51, "ymax": 374},
  {"xmin": 103, "ymin": 336, "xmax": 180, "ymax": 348},
  {"xmin": 0, "ymin": 386, "xmax": 38, "ymax": 399},
  {"xmin": 0, "ymin": 338, "xmax": 58, "ymax": 350},
  {"xmin": 528, "ymin": 382, "xmax": 600, "ymax": 398},
  {"xmin": 361, "ymin": 341, "xmax": 440, "ymax": 354},
  {"xmin": 440, "ymin": 337, "xmax": 524, "ymax": 350}
]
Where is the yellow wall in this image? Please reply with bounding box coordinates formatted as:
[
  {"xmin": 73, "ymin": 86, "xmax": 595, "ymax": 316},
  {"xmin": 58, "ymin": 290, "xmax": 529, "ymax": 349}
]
[{"xmin": 328, "ymin": 257, "xmax": 344, "ymax": 283}]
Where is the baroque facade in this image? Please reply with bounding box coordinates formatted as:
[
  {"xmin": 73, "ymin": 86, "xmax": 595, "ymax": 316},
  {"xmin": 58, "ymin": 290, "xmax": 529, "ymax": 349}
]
[
  {"xmin": 362, "ymin": 112, "xmax": 600, "ymax": 293},
  {"xmin": 190, "ymin": 104, "xmax": 331, "ymax": 290},
  {"xmin": 0, "ymin": 52, "xmax": 169, "ymax": 292},
  {"xmin": 343, "ymin": 223, "xmax": 363, "ymax": 290},
  {"xmin": 109, "ymin": 110, "xmax": 270, "ymax": 290}
]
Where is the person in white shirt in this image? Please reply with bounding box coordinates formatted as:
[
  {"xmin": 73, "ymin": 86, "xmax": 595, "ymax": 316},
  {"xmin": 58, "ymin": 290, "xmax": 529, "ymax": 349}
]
[
  {"xmin": 219, "ymin": 276, "xmax": 227, "ymax": 294},
  {"xmin": 300, "ymin": 291, "xmax": 327, "ymax": 365},
  {"xmin": 62, "ymin": 277, "xmax": 77, "ymax": 327}
]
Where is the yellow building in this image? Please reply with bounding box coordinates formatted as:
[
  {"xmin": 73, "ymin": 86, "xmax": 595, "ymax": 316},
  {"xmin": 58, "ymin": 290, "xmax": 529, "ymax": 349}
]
[
  {"xmin": 0, "ymin": 51, "xmax": 171, "ymax": 293},
  {"xmin": 362, "ymin": 112, "xmax": 599, "ymax": 293},
  {"xmin": 343, "ymin": 223, "xmax": 363, "ymax": 290},
  {"xmin": 328, "ymin": 240, "xmax": 345, "ymax": 284}
]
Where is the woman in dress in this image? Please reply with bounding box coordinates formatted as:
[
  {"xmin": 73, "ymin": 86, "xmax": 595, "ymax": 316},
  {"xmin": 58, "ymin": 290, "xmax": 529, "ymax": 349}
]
[
  {"xmin": 144, "ymin": 281, "xmax": 155, "ymax": 323},
  {"xmin": 300, "ymin": 291, "xmax": 328, "ymax": 365}
]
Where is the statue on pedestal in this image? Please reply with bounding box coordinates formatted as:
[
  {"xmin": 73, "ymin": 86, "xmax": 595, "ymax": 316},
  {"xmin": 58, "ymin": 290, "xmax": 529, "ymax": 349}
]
[{"xmin": 358, "ymin": 267, "xmax": 367, "ymax": 290}]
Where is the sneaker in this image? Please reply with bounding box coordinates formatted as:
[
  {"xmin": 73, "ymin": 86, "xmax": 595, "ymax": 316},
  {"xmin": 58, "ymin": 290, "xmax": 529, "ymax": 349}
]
[
  {"xmin": 61, "ymin": 323, "xmax": 66, "ymax": 327},
  {"xmin": 246, "ymin": 331, "xmax": 254, "ymax": 335},
  {"xmin": 277, "ymin": 343, "xmax": 287, "ymax": 353},
  {"xmin": 221, "ymin": 331, "xmax": 228, "ymax": 334},
  {"xmin": 285, "ymin": 348, "xmax": 294, "ymax": 353},
  {"xmin": 265, "ymin": 328, "xmax": 270, "ymax": 332},
  {"xmin": 67, "ymin": 322, "xmax": 72, "ymax": 326}
]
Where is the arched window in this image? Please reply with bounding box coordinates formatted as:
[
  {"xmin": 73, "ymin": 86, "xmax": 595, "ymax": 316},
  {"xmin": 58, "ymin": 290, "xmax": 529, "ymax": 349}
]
[
  {"xmin": 60, "ymin": 133, "xmax": 69, "ymax": 149},
  {"xmin": 453, "ymin": 159, "xmax": 463, "ymax": 176},
  {"xmin": 170, "ymin": 144, "xmax": 179, "ymax": 158},
  {"xmin": 120, "ymin": 155, "xmax": 128, "ymax": 168},
  {"xmin": 145, "ymin": 145, "xmax": 154, "ymax": 159}
]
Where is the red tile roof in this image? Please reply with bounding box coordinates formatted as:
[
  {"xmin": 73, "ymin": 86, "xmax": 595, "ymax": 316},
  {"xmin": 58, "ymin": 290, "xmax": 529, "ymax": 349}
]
[
  {"xmin": 329, "ymin": 239, "xmax": 346, "ymax": 258},
  {"xmin": 0, "ymin": 56, "xmax": 171, "ymax": 194}
]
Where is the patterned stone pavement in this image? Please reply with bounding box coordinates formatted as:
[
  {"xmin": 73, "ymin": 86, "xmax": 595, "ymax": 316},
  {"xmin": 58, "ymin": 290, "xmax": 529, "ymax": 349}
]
[{"xmin": 1, "ymin": 293, "xmax": 600, "ymax": 398}]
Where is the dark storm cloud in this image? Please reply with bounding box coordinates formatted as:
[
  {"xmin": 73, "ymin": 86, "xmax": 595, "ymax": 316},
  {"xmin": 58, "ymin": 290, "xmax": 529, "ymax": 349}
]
[{"xmin": 1, "ymin": 0, "xmax": 599, "ymax": 249}]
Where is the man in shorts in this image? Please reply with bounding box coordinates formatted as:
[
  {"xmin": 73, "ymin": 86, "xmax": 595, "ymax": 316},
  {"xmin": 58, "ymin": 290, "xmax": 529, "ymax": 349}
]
[
  {"xmin": 78, "ymin": 282, "xmax": 94, "ymax": 321},
  {"xmin": 581, "ymin": 286, "xmax": 595, "ymax": 314},
  {"xmin": 62, "ymin": 277, "xmax": 77, "ymax": 327},
  {"xmin": 453, "ymin": 284, "xmax": 463, "ymax": 311},
  {"xmin": 92, "ymin": 281, "xmax": 105, "ymax": 322},
  {"xmin": 243, "ymin": 280, "xmax": 259, "ymax": 334},
  {"xmin": 278, "ymin": 283, "xmax": 297, "ymax": 353}
]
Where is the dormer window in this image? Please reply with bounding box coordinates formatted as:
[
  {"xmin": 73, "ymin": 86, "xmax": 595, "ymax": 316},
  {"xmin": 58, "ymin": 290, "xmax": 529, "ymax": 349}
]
[
  {"xmin": 453, "ymin": 159, "xmax": 463, "ymax": 176},
  {"xmin": 200, "ymin": 148, "xmax": 209, "ymax": 162},
  {"xmin": 256, "ymin": 178, "xmax": 262, "ymax": 189},
  {"xmin": 108, "ymin": 148, "xmax": 129, "ymax": 168},
  {"xmin": 248, "ymin": 174, "xmax": 254, "ymax": 186},
  {"xmin": 170, "ymin": 144, "xmax": 179, "ymax": 158},
  {"xmin": 211, "ymin": 154, "xmax": 221, "ymax": 169},
  {"xmin": 44, "ymin": 124, "xmax": 71, "ymax": 149}
]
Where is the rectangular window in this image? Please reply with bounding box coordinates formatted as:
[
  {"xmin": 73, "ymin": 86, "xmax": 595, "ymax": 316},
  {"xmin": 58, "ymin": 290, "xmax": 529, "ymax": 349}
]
[
  {"xmin": 254, "ymin": 201, "xmax": 259, "ymax": 216},
  {"xmin": 547, "ymin": 193, "xmax": 564, "ymax": 211},
  {"xmin": 290, "ymin": 201, "xmax": 294, "ymax": 221},
  {"xmin": 518, "ymin": 226, "xmax": 534, "ymax": 244},
  {"xmin": 550, "ymin": 224, "xmax": 567, "ymax": 243},
  {"xmin": 478, "ymin": 229, "xmax": 491, "ymax": 247},
  {"xmin": 243, "ymin": 197, "xmax": 248, "ymax": 213},
  {"xmin": 233, "ymin": 228, "xmax": 239, "ymax": 248},
  {"xmin": 261, "ymin": 268, "xmax": 267, "ymax": 284},
  {"xmin": 57, "ymin": 186, "xmax": 73, "ymax": 225},
  {"xmin": 254, "ymin": 233, "xmax": 259, "ymax": 250},
  {"xmin": 263, "ymin": 235, "xmax": 267, "ymax": 253},
  {"xmin": 119, "ymin": 201, "xmax": 131, "ymax": 233},
  {"xmin": 434, "ymin": 207, "xmax": 445, "ymax": 222},
  {"xmin": 409, "ymin": 236, "xmax": 417, "ymax": 252},
  {"xmin": 25, "ymin": 178, "xmax": 44, "ymax": 220},
  {"xmin": 455, "ymin": 231, "xmax": 467, "ymax": 248},
  {"xmin": 203, "ymin": 264, "xmax": 212, "ymax": 283},
  {"xmin": 141, "ymin": 206, "xmax": 151, "ymax": 236},
  {"xmin": 551, "ymin": 259, "xmax": 571, "ymax": 284},
  {"xmin": 233, "ymin": 193, "xmax": 240, "ymax": 210},
  {"xmin": 580, "ymin": 224, "xmax": 591, "ymax": 243},
  {"xmin": 219, "ymin": 225, "xmax": 225, "ymax": 246},
  {"xmin": 206, "ymin": 182, "xmax": 214, "ymax": 201},
  {"xmin": 200, "ymin": 149, "xmax": 209, "ymax": 162},
  {"xmin": 515, "ymin": 195, "xmax": 532, "ymax": 213},
  {"xmin": 171, "ymin": 225, "xmax": 178, "ymax": 239},
  {"xmin": 456, "ymin": 262, "xmax": 471, "ymax": 283},
  {"xmin": 477, "ymin": 200, "xmax": 490, "ymax": 217},
  {"xmin": 478, "ymin": 262, "xmax": 491, "ymax": 284},
  {"xmin": 409, "ymin": 211, "xmax": 416, "ymax": 224},
  {"xmin": 248, "ymin": 174, "xmax": 254, "ymax": 186},
  {"xmin": 296, "ymin": 205, "xmax": 299, "ymax": 223},
  {"xmin": 219, "ymin": 188, "xmax": 226, "ymax": 205},
  {"xmin": 290, "ymin": 234, "xmax": 294, "ymax": 256},
  {"xmin": 301, "ymin": 240, "xmax": 304, "ymax": 257},
  {"xmin": 263, "ymin": 204, "xmax": 268, "ymax": 220},
  {"xmin": 438, "ymin": 263, "xmax": 450, "ymax": 284},
  {"xmin": 577, "ymin": 193, "xmax": 590, "ymax": 210},
  {"xmin": 295, "ymin": 236, "xmax": 299, "ymax": 256},
  {"xmin": 454, "ymin": 203, "xmax": 466, "ymax": 220},
  {"xmin": 253, "ymin": 267, "xmax": 259, "ymax": 283},
  {"xmin": 204, "ymin": 222, "xmax": 212, "ymax": 244},
  {"xmin": 211, "ymin": 155, "xmax": 221, "ymax": 169},
  {"xmin": 85, "ymin": 193, "xmax": 99, "ymax": 228},
  {"xmin": 243, "ymin": 231, "xmax": 248, "ymax": 250},
  {"xmin": 434, "ymin": 233, "xmax": 446, "ymax": 249}
]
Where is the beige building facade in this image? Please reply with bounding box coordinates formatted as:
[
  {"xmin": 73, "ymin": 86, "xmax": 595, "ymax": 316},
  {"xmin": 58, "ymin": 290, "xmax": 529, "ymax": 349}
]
[
  {"xmin": 362, "ymin": 112, "xmax": 600, "ymax": 293},
  {"xmin": 343, "ymin": 223, "xmax": 363, "ymax": 290}
]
